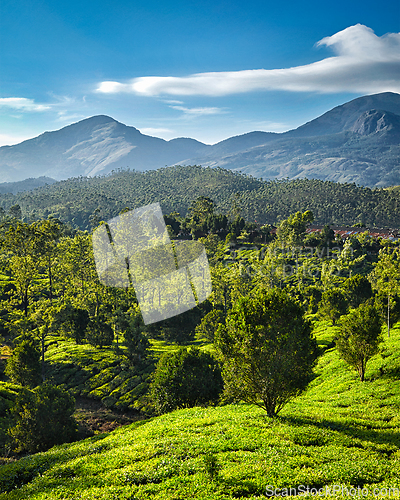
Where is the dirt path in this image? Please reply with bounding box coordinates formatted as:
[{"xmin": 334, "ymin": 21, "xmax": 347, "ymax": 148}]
[{"xmin": 74, "ymin": 396, "xmax": 148, "ymax": 437}]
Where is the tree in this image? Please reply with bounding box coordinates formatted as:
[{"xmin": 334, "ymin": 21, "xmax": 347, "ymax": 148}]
[
  {"xmin": 2, "ymin": 222, "xmax": 42, "ymax": 315},
  {"xmin": 30, "ymin": 299, "xmax": 57, "ymax": 382},
  {"xmin": 343, "ymin": 274, "xmax": 372, "ymax": 308},
  {"xmin": 215, "ymin": 287, "xmax": 318, "ymax": 417},
  {"xmin": 186, "ymin": 196, "xmax": 215, "ymax": 238},
  {"xmin": 122, "ymin": 314, "xmax": 150, "ymax": 363},
  {"xmin": 336, "ymin": 303, "xmax": 383, "ymax": 381},
  {"xmin": 53, "ymin": 303, "xmax": 90, "ymax": 344},
  {"xmin": 5, "ymin": 336, "xmax": 41, "ymax": 388},
  {"xmin": 8, "ymin": 384, "xmax": 77, "ymax": 453},
  {"xmin": 195, "ymin": 308, "xmax": 225, "ymax": 342},
  {"xmin": 35, "ymin": 218, "xmax": 63, "ymax": 301},
  {"xmin": 318, "ymin": 288, "xmax": 348, "ymax": 325},
  {"xmin": 370, "ymin": 246, "xmax": 400, "ymax": 337},
  {"xmin": 374, "ymin": 291, "xmax": 400, "ymax": 333},
  {"xmin": 277, "ymin": 210, "xmax": 314, "ymax": 248},
  {"xmin": 150, "ymin": 347, "xmax": 223, "ymax": 414},
  {"xmin": 86, "ymin": 315, "xmax": 114, "ymax": 348}
]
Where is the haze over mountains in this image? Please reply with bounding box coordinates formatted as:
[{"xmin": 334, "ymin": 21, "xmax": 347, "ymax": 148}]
[{"xmin": 1, "ymin": 92, "xmax": 400, "ymax": 188}]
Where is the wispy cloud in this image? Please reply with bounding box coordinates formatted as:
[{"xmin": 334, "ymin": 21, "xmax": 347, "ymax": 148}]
[
  {"xmin": 139, "ymin": 127, "xmax": 175, "ymax": 136},
  {"xmin": 169, "ymin": 105, "xmax": 226, "ymax": 116},
  {"xmin": 96, "ymin": 25, "xmax": 400, "ymax": 97},
  {"xmin": 0, "ymin": 97, "xmax": 51, "ymax": 112}
]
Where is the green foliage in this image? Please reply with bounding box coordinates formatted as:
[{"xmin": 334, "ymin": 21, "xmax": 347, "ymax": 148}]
[
  {"xmin": 145, "ymin": 307, "xmax": 202, "ymax": 344},
  {"xmin": 374, "ymin": 292, "xmax": 400, "ymax": 331},
  {"xmin": 8, "ymin": 384, "xmax": 77, "ymax": 453},
  {"xmin": 150, "ymin": 347, "xmax": 223, "ymax": 414},
  {"xmin": 195, "ymin": 308, "xmax": 225, "ymax": 342},
  {"xmin": 53, "ymin": 303, "xmax": 90, "ymax": 343},
  {"xmin": 215, "ymin": 287, "xmax": 319, "ymax": 417},
  {"xmin": 302, "ymin": 285, "xmax": 322, "ymax": 314},
  {"xmin": 336, "ymin": 302, "xmax": 383, "ymax": 381},
  {"xmin": 277, "ymin": 210, "xmax": 314, "ymax": 247},
  {"xmin": 342, "ymin": 274, "xmax": 372, "ymax": 308},
  {"xmin": 45, "ymin": 334, "xmax": 153, "ymax": 412},
  {"xmin": 123, "ymin": 315, "xmax": 150, "ymax": 363},
  {"xmin": 4, "ymin": 166, "xmax": 400, "ymax": 230},
  {"xmin": 86, "ymin": 315, "xmax": 114, "ymax": 348},
  {"xmin": 5, "ymin": 336, "xmax": 41, "ymax": 388},
  {"xmin": 318, "ymin": 288, "xmax": 348, "ymax": 324},
  {"xmin": 203, "ymin": 452, "xmax": 220, "ymax": 480}
]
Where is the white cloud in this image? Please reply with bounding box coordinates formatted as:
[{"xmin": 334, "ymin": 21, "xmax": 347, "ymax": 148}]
[
  {"xmin": 0, "ymin": 97, "xmax": 51, "ymax": 112},
  {"xmin": 139, "ymin": 127, "xmax": 174, "ymax": 136},
  {"xmin": 56, "ymin": 111, "xmax": 87, "ymax": 122},
  {"xmin": 169, "ymin": 105, "xmax": 226, "ymax": 116},
  {"xmin": 96, "ymin": 25, "xmax": 400, "ymax": 97}
]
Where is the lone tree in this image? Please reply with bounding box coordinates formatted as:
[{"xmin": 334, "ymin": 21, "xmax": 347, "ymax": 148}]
[
  {"xmin": 150, "ymin": 347, "xmax": 223, "ymax": 414},
  {"xmin": 336, "ymin": 302, "xmax": 383, "ymax": 382},
  {"xmin": 215, "ymin": 287, "xmax": 319, "ymax": 417}
]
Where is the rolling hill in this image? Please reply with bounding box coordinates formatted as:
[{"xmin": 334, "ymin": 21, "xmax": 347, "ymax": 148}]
[
  {"xmin": 1, "ymin": 322, "xmax": 400, "ymax": 499},
  {"xmin": 1, "ymin": 166, "xmax": 400, "ymax": 230},
  {"xmin": 0, "ymin": 92, "xmax": 400, "ymax": 187}
]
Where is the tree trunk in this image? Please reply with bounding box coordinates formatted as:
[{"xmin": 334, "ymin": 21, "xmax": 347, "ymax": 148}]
[{"xmin": 41, "ymin": 330, "xmax": 46, "ymax": 382}]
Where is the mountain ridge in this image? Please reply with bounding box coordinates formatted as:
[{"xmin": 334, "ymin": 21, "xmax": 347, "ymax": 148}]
[{"xmin": 1, "ymin": 92, "xmax": 400, "ymax": 187}]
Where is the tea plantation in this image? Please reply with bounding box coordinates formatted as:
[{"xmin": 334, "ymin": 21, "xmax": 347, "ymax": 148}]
[{"xmin": 0, "ymin": 321, "xmax": 400, "ymax": 499}]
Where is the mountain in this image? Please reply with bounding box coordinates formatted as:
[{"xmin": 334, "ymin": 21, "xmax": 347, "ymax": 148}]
[
  {"xmin": 0, "ymin": 92, "xmax": 400, "ymax": 187},
  {"xmin": 0, "ymin": 116, "xmax": 209, "ymax": 183},
  {"xmin": 184, "ymin": 93, "xmax": 400, "ymax": 187},
  {"xmin": 0, "ymin": 176, "xmax": 56, "ymax": 194},
  {"xmin": 284, "ymin": 91, "xmax": 400, "ymax": 138}
]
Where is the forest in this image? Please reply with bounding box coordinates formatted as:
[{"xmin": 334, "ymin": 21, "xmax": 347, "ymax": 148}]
[
  {"xmin": 0, "ymin": 186, "xmax": 400, "ymax": 498},
  {"xmin": 1, "ymin": 165, "xmax": 400, "ymax": 230}
]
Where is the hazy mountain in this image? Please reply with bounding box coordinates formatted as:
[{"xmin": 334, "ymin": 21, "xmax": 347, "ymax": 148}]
[
  {"xmin": 0, "ymin": 116, "xmax": 209, "ymax": 182},
  {"xmin": 284, "ymin": 92, "xmax": 400, "ymax": 138},
  {"xmin": 0, "ymin": 176, "xmax": 57, "ymax": 194},
  {"xmin": 0, "ymin": 92, "xmax": 400, "ymax": 187}
]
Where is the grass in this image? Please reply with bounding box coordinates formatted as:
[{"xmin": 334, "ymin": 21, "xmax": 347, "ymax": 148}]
[
  {"xmin": 0, "ymin": 322, "xmax": 399, "ymax": 498},
  {"xmin": 44, "ymin": 335, "xmax": 154, "ymax": 413}
]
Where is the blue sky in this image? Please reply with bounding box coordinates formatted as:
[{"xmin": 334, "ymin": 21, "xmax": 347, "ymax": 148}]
[{"xmin": 0, "ymin": 0, "xmax": 399, "ymax": 146}]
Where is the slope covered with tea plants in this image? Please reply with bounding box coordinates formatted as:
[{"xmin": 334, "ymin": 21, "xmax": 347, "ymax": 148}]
[{"xmin": 1, "ymin": 322, "xmax": 400, "ymax": 499}]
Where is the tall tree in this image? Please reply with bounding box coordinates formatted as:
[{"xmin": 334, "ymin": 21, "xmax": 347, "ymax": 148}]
[
  {"xmin": 2, "ymin": 222, "xmax": 41, "ymax": 315},
  {"xmin": 35, "ymin": 218, "xmax": 63, "ymax": 302},
  {"xmin": 370, "ymin": 246, "xmax": 400, "ymax": 337},
  {"xmin": 276, "ymin": 210, "xmax": 314, "ymax": 248}
]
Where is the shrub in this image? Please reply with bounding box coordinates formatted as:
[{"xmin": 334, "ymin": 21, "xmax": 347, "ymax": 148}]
[
  {"xmin": 8, "ymin": 384, "xmax": 77, "ymax": 453},
  {"xmin": 150, "ymin": 347, "xmax": 223, "ymax": 414},
  {"xmin": 5, "ymin": 336, "xmax": 41, "ymax": 388}
]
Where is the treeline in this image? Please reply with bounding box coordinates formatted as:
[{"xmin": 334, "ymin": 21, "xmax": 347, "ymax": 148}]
[{"xmin": 0, "ymin": 166, "xmax": 400, "ymax": 230}]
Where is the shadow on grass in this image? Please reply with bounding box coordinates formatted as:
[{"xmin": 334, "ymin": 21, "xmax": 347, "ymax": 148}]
[{"xmin": 278, "ymin": 413, "xmax": 400, "ymax": 453}]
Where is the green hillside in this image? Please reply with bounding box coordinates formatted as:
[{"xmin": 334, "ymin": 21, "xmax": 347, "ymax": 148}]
[
  {"xmin": 1, "ymin": 166, "xmax": 400, "ymax": 229},
  {"xmin": 1, "ymin": 322, "xmax": 400, "ymax": 499}
]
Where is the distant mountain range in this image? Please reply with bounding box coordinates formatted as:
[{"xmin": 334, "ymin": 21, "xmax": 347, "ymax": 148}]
[{"xmin": 1, "ymin": 92, "xmax": 400, "ymax": 188}]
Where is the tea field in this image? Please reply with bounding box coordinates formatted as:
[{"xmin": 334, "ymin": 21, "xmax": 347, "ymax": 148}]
[{"xmin": 1, "ymin": 323, "xmax": 400, "ymax": 499}]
